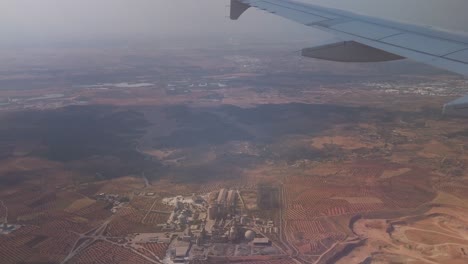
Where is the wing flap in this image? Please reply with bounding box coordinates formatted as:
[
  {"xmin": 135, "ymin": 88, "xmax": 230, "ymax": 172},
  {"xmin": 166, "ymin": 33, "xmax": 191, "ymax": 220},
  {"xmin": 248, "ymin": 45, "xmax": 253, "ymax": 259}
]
[
  {"xmin": 381, "ymin": 33, "xmax": 467, "ymax": 56},
  {"xmin": 328, "ymin": 21, "xmax": 401, "ymax": 40},
  {"xmin": 445, "ymin": 49, "xmax": 468, "ymax": 63}
]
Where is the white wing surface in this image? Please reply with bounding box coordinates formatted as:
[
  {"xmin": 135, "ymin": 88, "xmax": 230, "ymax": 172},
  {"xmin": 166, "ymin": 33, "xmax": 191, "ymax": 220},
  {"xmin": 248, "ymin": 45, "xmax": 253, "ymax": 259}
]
[
  {"xmin": 230, "ymin": 0, "xmax": 468, "ymax": 112},
  {"xmin": 231, "ymin": 0, "xmax": 468, "ymax": 76}
]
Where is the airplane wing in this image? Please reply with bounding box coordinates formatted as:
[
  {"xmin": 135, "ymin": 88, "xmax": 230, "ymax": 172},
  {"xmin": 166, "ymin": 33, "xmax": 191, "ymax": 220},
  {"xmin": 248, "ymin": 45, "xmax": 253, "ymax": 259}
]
[{"xmin": 230, "ymin": 0, "xmax": 468, "ymax": 113}]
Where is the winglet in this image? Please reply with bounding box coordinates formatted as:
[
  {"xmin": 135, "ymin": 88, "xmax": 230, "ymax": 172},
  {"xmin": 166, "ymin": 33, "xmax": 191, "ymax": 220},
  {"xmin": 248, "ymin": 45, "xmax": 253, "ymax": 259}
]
[{"xmin": 230, "ymin": 0, "xmax": 250, "ymax": 20}]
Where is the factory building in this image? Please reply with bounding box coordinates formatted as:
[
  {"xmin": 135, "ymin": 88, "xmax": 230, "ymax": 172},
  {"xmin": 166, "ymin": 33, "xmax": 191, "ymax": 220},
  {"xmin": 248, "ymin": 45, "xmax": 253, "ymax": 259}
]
[
  {"xmin": 244, "ymin": 230, "xmax": 255, "ymax": 241},
  {"xmin": 209, "ymin": 188, "xmax": 238, "ymax": 220},
  {"xmin": 228, "ymin": 226, "xmax": 238, "ymax": 241},
  {"xmin": 217, "ymin": 188, "xmax": 228, "ymax": 205},
  {"xmin": 208, "ymin": 205, "xmax": 217, "ymax": 220},
  {"xmin": 253, "ymin": 237, "xmax": 271, "ymax": 246},
  {"xmin": 226, "ymin": 190, "xmax": 237, "ymax": 214},
  {"xmin": 217, "ymin": 188, "xmax": 228, "ymax": 217},
  {"xmin": 173, "ymin": 246, "xmax": 190, "ymax": 263}
]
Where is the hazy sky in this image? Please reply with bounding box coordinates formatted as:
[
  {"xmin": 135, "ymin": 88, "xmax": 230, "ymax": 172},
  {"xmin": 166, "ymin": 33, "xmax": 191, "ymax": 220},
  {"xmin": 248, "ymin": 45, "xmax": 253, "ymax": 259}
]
[{"xmin": 1, "ymin": 0, "xmax": 468, "ymax": 45}]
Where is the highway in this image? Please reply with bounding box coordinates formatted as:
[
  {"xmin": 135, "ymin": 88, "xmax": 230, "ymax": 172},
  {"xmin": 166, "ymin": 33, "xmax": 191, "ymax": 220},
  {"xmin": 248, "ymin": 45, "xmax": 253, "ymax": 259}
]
[{"xmin": 61, "ymin": 215, "xmax": 162, "ymax": 264}]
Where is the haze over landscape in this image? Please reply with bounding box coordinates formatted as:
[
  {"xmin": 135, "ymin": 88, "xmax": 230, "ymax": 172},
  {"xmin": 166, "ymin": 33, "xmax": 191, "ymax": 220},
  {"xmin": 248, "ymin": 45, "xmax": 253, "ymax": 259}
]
[
  {"xmin": 1, "ymin": 1, "xmax": 468, "ymax": 264},
  {"xmin": 2, "ymin": 0, "xmax": 468, "ymax": 46}
]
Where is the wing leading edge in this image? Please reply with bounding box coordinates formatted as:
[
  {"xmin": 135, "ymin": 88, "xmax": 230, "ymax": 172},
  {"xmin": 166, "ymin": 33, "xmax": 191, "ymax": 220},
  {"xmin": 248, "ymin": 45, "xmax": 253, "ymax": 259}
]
[{"xmin": 230, "ymin": 0, "xmax": 468, "ymax": 112}]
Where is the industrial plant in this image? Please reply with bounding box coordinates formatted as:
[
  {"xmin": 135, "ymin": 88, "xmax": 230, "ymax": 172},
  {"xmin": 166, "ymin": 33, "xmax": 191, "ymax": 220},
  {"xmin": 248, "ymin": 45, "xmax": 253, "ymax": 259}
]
[{"xmin": 158, "ymin": 188, "xmax": 279, "ymax": 263}]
